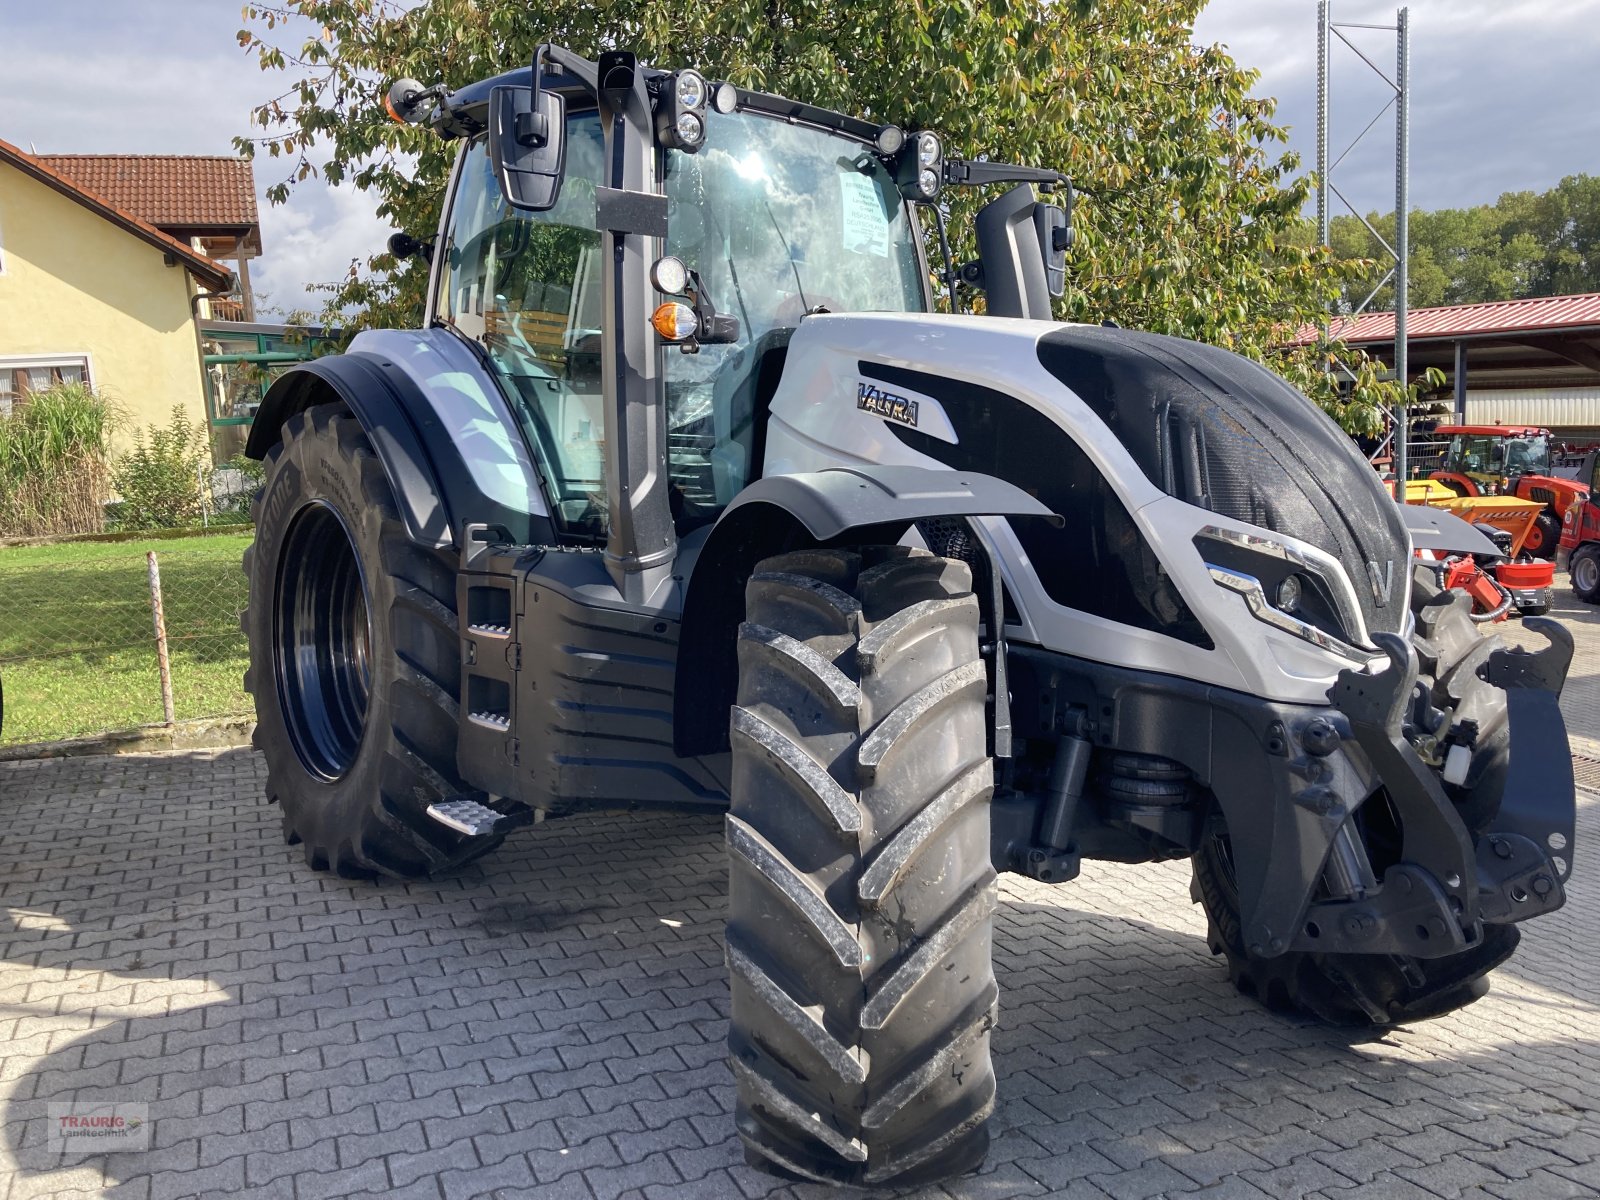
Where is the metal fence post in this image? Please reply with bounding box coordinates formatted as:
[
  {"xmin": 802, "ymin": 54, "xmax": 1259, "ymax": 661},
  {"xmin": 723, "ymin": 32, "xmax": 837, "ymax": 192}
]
[
  {"xmin": 1393, "ymin": 6, "xmax": 1410, "ymax": 485},
  {"xmin": 147, "ymin": 551, "xmax": 176, "ymax": 727}
]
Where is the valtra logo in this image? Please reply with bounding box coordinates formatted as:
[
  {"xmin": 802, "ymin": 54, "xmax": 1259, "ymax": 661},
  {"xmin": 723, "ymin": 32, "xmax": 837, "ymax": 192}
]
[{"xmin": 856, "ymin": 381, "xmax": 919, "ymax": 428}]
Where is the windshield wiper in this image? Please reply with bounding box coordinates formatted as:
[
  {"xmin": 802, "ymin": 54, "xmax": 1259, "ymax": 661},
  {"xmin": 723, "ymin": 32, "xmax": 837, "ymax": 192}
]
[{"xmin": 760, "ymin": 196, "xmax": 811, "ymax": 314}]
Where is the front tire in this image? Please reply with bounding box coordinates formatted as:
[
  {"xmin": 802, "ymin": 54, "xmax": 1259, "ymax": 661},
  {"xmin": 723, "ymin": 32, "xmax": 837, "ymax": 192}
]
[
  {"xmin": 726, "ymin": 548, "xmax": 997, "ymax": 1187},
  {"xmin": 1192, "ymin": 815, "xmax": 1518, "ymax": 1026},
  {"xmin": 1192, "ymin": 585, "xmax": 1520, "ymax": 1026},
  {"xmin": 244, "ymin": 404, "xmax": 495, "ymax": 877}
]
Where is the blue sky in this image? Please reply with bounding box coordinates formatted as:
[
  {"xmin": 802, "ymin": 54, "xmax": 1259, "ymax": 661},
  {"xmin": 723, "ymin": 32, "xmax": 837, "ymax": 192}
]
[{"xmin": 4, "ymin": 1, "xmax": 1595, "ymax": 314}]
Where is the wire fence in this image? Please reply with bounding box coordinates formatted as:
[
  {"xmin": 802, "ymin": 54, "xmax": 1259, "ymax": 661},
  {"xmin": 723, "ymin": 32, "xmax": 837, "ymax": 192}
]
[{"xmin": 0, "ymin": 532, "xmax": 255, "ymax": 746}]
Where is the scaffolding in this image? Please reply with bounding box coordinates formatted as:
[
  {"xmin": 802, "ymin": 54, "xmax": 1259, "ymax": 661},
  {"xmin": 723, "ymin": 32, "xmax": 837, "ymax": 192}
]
[{"xmin": 1316, "ymin": 2, "xmax": 1412, "ymax": 478}]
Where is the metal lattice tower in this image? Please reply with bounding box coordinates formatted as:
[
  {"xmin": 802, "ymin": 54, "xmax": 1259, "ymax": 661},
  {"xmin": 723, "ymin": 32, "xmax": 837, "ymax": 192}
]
[{"xmin": 1316, "ymin": 2, "xmax": 1411, "ymax": 480}]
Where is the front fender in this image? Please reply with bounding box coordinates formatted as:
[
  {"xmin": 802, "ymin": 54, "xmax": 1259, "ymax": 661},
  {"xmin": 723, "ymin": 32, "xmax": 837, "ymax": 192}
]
[
  {"xmin": 672, "ymin": 465, "xmax": 1059, "ymax": 757},
  {"xmin": 721, "ymin": 464, "xmax": 1061, "ymax": 542}
]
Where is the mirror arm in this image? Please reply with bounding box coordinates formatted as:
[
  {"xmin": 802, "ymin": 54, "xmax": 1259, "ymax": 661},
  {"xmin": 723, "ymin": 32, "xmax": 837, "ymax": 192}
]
[
  {"xmin": 534, "ymin": 43, "xmax": 600, "ymax": 95},
  {"xmin": 944, "ymin": 159, "xmax": 1067, "ymax": 192},
  {"xmin": 682, "ymin": 267, "xmax": 740, "ymax": 347}
]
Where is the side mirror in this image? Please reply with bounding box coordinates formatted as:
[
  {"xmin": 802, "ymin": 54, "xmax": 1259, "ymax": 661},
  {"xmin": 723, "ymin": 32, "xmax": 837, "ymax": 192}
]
[
  {"xmin": 1033, "ymin": 186, "xmax": 1073, "ymax": 299},
  {"xmin": 489, "ymin": 84, "xmax": 566, "ymax": 212},
  {"xmin": 975, "ymin": 185, "xmax": 1054, "ymax": 320}
]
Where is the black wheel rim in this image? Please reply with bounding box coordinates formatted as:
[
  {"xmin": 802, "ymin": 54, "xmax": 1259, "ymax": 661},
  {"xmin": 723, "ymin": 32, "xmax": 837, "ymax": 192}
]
[{"xmin": 274, "ymin": 501, "xmax": 373, "ymax": 781}]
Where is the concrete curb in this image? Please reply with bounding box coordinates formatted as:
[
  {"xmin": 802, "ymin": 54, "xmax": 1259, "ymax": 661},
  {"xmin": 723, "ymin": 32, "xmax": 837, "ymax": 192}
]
[{"xmin": 0, "ymin": 717, "xmax": 255, "ymax": 762}]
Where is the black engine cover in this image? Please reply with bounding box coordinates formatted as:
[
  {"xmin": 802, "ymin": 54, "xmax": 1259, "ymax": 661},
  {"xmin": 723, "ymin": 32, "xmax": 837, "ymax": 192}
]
[{"xmin": 1037, "ymin": 326, "xmax": 1410, "ymax": 639}]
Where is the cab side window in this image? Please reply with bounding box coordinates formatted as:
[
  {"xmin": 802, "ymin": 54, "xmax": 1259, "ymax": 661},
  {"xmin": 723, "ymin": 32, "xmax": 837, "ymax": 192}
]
[{"xmin": 437, "ymin": 114, "xmax": 608, "ymax": 538}]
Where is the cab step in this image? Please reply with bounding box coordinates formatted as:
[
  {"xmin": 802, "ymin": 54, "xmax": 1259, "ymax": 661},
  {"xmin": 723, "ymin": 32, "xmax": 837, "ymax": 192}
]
[{"xmin": 426, "ymin": 795, "xmax": 538, "ymax": 837}]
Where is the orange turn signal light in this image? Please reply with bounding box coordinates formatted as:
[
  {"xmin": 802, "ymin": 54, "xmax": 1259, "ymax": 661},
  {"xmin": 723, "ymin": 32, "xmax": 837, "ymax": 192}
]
[{"xmin": 652, "ymin": 302, "xmax": 698, "ymax": 342}]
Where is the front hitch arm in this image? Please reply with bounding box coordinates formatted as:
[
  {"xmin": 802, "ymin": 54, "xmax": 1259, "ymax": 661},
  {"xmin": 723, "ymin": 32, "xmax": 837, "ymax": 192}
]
[
  {"xmin": 1480, "ymin": 617, "xmax": 1576, "ymax": 888},
  {"xmin": 1330, "ymin": 633, "xmax": 1479, "ymax": 930}
]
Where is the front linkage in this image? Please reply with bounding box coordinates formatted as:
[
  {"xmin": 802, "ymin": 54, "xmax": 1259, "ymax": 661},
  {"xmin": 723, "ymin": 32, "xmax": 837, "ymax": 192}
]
[{"xmin": 1295, "ymin": 593, "xmax": 1571, "ymax": 1022}]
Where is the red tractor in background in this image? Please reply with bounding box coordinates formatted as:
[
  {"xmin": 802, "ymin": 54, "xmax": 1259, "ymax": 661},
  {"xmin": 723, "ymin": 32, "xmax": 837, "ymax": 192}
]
[
  {"xmin": 1559, "ymin": 447, "xmax": 1600, "ymax": 603},
  {"xmin": 1429, "ymin": 425, "xmax": 1589, "ymax": 558}
]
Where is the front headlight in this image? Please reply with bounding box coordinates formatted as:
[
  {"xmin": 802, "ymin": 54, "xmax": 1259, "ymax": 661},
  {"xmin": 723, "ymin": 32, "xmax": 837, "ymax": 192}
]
[{"xmin": 1195, "ymin": 525, "xmax": 1374, "ymax": 658}]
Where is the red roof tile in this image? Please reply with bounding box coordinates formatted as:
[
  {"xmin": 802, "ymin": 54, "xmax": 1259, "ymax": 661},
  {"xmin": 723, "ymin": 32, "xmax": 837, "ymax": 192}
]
[
  {"xmin": 1298, "ymin": 293, "xmax": 1600, "ymax": 345},
  {"xmin": 33, "ymin": 154, "xmax": 259, "ymax": 232},
  {"xmin": 0, "ymin": 140, "xmax": 234, "ymax": 291}
]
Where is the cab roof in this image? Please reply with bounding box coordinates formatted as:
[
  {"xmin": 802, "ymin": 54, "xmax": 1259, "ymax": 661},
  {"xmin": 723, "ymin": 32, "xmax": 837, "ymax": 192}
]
[{"xmin": 1435, "ymin": 425, "xmax": 1549, "ymax": 437}]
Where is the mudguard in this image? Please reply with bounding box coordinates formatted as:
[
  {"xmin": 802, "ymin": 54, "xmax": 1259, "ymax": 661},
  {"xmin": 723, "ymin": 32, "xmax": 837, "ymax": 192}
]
[
  {"xmin": 1400, "ymin": 503, "xmax": 1503, "ymax": 558},
  {"xmin": 721, "ymin": 464, "xmax": 1062, "ymax": 541},
  {"xmin": 246, "ymin": 331, "xmax": 551, "ymax": 549},
  {"xmin": 673, "ymin": 464, "xmax": 1059, "ymax": 757}
]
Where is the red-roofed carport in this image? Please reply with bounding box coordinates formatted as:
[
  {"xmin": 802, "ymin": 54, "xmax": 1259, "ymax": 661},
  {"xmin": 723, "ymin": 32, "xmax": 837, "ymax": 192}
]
[{"xmin": 1298, "ymin": 293, "xmax": 1600, "ymax": 444}]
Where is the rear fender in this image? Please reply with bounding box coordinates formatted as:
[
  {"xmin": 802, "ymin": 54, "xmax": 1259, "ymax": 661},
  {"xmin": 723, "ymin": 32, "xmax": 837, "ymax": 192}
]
[
  {"xmin": 1517, "ymin": 473, "xmax": 1588, "ymax": 519},
  {"xmin": 246, "ymin": 329, "xmax": 551, "ymax": 549},
  {"xmin": 672, "ymin": 465, "xmax": 1058, "ymax": 756}
]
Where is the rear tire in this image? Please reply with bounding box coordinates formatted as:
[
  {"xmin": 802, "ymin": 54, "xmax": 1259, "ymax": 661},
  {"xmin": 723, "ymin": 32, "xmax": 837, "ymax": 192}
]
[
  {"xmin": 1572, "ymin": 545, "xmax": 1600, "ymax": 603},
  {"xmin": 727, "ymin": 547, "xmax": 997, "ymax": 1187},
  {"xmin": 244, "ymin": 404, "xmax": 496, "ymax": 878}
]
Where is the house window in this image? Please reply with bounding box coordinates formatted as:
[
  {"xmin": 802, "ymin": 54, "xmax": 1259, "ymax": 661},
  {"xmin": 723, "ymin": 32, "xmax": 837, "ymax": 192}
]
[{"xmin": 0, "ymin": 357, "xmax": 91, "ymax": 418}]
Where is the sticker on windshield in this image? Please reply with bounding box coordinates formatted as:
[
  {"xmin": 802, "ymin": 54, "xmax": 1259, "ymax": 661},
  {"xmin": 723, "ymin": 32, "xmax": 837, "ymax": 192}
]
[{"xmin": 839, "ymin": 173, "xmax": 890, "ymax": 258}]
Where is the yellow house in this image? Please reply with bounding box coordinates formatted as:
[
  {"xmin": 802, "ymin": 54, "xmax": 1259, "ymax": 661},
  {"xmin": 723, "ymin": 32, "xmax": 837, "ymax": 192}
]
[{"xmin": 0, "ymin": 139, "xmax": 237, "ymax": 445}]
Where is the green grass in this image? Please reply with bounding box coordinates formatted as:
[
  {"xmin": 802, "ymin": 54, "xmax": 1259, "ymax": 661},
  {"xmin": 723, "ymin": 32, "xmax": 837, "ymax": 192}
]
[{"xmin": 0, "ymin": 532, "xmax": 254, "ymax": 745}]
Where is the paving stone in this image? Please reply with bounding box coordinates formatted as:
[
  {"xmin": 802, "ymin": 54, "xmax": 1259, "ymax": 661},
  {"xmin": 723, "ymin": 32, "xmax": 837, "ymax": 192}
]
[{"xmin": 0, "ymin": 717, "xmax": 1595, "ymax": 1200}]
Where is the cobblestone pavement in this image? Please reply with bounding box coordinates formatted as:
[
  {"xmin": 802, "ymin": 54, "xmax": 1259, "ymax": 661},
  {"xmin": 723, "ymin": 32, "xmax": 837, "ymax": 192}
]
[{"xmin": 1, "ymin": 604, "xmax": 1596, "ymax": 1200}]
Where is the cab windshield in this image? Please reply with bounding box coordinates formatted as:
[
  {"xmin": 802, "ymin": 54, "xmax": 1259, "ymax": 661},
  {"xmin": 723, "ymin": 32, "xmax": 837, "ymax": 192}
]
[
  {"xmin": 436, "ymin": 106, "xmax": 925, "ymax": 539},
  {"xmin": 660, "ymin": 112, "xmax": 927, "ymax": 524},
  {"xmin": 664, "ymin": 113, "xmax": 927, "ymax": 334},
  {"xmin": 1448, "ymin": 433, "xmax": 1550, "ymax": 477}
]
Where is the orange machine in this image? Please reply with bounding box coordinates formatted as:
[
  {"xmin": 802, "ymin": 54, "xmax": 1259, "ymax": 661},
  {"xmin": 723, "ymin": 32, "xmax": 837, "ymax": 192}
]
[
  {"xmin": 1427, "ymin": 425, "xmax": 1588, "ymax": 558},
  {"xmin": 1402, "ymin": 484, "xmax": 1555, "ymax": 618}
]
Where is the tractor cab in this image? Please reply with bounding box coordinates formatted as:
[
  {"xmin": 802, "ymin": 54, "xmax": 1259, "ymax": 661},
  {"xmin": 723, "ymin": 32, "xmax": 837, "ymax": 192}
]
[
  {"xmin": 1433, "ymin": 424, "xmax": 1552, "ymax": 492},
  {"xmin": 1561, "ymin": 446, "xmax": 1600, "ymax": 602},
  {"xmin": 382, "ymin": 47, "xmax": 1073, "ymax": 591},
  {"xmin": 1431, "ymin": 423, "xmax": 1586, "ymax": 558}
]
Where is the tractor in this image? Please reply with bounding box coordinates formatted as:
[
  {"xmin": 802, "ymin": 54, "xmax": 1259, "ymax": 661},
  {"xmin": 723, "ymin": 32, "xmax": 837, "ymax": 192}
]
[
  {"xmin": 240, "ymin": 43, "xmax": 1577, "ymax": 1187},
  {"xmin": 1560, "ymin": 448, "xmax": 1600, "ymax": 603},
  {"xmin": 1428, "ymin": 423, "xmax": 1588, "ymax": 558}
]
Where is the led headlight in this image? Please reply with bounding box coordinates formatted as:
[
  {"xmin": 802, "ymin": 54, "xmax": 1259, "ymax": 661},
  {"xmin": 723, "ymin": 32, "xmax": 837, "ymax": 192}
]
[
  {"xmin": 657, "ymin": 68, "xmax": 709, "ymax": 151},
  {"xmin": 897, "ymin": 131, "xmax": 944, "ymax": 202},
  {"xmin": 1195, "ymin": 526, "xmax": 1375, "ymax": 657},
  {"xmin": 650, "ymin": 255, "xmax": 690, "ymax": 296},
  {"xmin": 676, "ymin": 70, "xmax": 706, "ymax": 110},
  {"xmin": 1275, "ymin": 573, "xmax": 1303, "ymax": 613}
]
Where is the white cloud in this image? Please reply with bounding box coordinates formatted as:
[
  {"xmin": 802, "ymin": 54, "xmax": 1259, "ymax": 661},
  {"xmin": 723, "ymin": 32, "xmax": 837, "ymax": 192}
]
[
  {"xmin": 251, "ymin": 182, "xmax": 396, "ymax": 317},
  {"xmin": 1195, "ymin": 0, "xmax": 1600, "ymax": 214}
]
